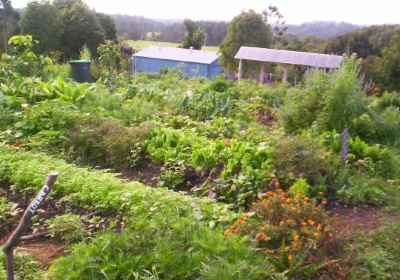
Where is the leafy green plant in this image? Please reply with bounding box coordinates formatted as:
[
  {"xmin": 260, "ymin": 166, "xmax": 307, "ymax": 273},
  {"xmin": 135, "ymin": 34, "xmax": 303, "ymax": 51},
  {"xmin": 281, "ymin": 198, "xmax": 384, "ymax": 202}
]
[
  {"xmin": 2, "ymin": 35, "xmax": 53, "ymax": 77},
  {"xmin": 157, "ymin": 158, "xmax": 187, "ymax": 189},
  {"xmin": 79, "ymin": 44, "xmax": 92, "ymax": 61},
  {"xmin": 45, "ymin": 214, "xmax": 87, "ymax": 243},
  {"xmin": 0, "ymin": 197, "xmax": 22, "ymax": 223},
  {"xmin": 273, "ymin": 135, "xmax": 329, "ymax": 183}
]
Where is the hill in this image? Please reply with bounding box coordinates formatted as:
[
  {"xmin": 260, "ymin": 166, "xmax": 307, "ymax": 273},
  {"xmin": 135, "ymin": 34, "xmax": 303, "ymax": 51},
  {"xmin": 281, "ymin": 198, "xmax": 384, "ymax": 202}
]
[{"xmin": 285, "ymin": 21, "xmax": 362, "ymax": 39}]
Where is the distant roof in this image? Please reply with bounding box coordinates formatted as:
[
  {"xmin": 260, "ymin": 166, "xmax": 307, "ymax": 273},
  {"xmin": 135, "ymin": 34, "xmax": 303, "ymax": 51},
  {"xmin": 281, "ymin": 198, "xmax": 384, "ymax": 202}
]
[
  {"xmin": 235, "ymin": 47, "xmax": 343, "ymax": 68},
  {"xmin": 133, "ymin": 46, "xmax": 220, "ymax": 64}
]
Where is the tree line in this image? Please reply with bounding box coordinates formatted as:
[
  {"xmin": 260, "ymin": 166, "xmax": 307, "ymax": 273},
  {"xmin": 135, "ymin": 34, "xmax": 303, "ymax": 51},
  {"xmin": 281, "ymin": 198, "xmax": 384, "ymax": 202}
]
[{"xmin": 1, "ymin": 0, "xmax": 399, "ymax": 91}]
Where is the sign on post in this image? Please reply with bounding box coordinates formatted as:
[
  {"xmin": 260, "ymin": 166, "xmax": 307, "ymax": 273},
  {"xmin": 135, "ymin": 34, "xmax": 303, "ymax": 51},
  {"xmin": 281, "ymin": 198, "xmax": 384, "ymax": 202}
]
[
  {"xmin": 3, "ymin": 172, "xmax": 59, "ymax": 280},
  {"xmin": 341, "ymin": 128, "xmax": 349, "ymax": 166}
]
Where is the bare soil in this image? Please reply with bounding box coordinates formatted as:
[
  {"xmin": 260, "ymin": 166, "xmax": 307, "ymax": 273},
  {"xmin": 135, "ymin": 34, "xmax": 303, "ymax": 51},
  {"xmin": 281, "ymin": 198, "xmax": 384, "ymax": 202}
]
[{"xmin": 119, "ymin": 157, "xmax": 162, "ymax": 187}]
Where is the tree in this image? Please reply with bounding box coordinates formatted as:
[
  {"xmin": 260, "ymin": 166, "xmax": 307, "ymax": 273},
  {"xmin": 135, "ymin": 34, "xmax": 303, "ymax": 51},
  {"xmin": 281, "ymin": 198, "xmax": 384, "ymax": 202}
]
[
  {"xmin": 180, "ymin": 19, "xmax": 205, "ymax": 50},
  {"xmin": 53, "ymin": 0, "xmax": 82, "ymax": 10},
  {"xmin": 0, "ymin": 0, "xmax": 19, "ymax": 53},
  {"xmin": 20, "ymin": 1, "xmax": 65, "ymax": 54},
  {"xmin": 96, "ymin": 13, "xmax": 117, "ymax": 42},
  {"xmin": 60, "ymin": 1, "xmax": 105, "ymax": 59},
  {"xmin": 219, "ymin": 10, "xmax": 272, "ymax": 74},
  {"xmin": 374, "ymin": 27, "xmax": 400, "ymax": 91}
]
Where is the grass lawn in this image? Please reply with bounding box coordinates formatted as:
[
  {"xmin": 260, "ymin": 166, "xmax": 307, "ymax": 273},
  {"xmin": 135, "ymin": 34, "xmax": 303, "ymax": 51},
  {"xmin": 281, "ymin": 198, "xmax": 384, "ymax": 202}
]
[{"xmin": 126, "ymin": 40, "xmax": 219, "ymax": 52}]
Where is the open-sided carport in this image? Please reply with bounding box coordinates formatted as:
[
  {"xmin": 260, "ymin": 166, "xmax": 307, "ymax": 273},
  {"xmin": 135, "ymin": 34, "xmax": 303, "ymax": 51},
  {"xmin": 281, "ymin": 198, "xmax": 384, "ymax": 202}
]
[{"xmin": 234, "ymin": 46, "xmax": 343, "ymax": 84}]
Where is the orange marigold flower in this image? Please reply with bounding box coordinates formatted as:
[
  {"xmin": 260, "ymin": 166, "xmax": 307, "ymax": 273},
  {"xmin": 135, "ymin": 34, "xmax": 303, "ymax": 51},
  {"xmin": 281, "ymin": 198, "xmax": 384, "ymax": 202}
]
[
  {"xmin": 321, "ymin": 200, "xmax": 327, "ymax": 205},
  {"xmin": 291, "ymin": 207, "xmax": 297, "ymax": 211},
  {"xmin": 256, "ymin": 233, "xmax": 267, "ymax": 242},
  {"xmin": 304, "ymin": 230, "xmax": 311, "ymax": 235},
  {"xmin": 318, "ymin": 191, "xmax": 324, "ymax": 196},
  {"xmin": 284, "ymin": 246, "xmax": 290, "ymax": 251},
  {"xmin": 317, "ymin": 224, "xmax": 323, "ymax": 231},
  {"xmin": 285, "ymin": 198, "xmax": 292, "ymax": 203},
  {"xmin": 266, "ymin": 191, "xmax": 275, "ymax": 196},
  {"xmin": 274, "ymin": 181, "xmax": 280, "ymax": 187},
  {"xmin": 334, "ymin": 213, "xmax": 339, "ymax": 218},
  {"xmin": 302, "ymin": 222, "xmax": 307, "ymax": 226},
  {"xmin": 288, "ymin": 254, "xmax": 293, "ymax": 261},
  {"xmin": 293, "ymin": 235, "xmax": 300, "ymax": 241},
  {"xmin": 280, "ymin": 221, "xmax": 285, "ymax": 226},
  {"xmin": 261, "ymin": 225, "xmax": 269, "ymax": 231},
  {"xmin": 328, "ymin": 233, "xmax": 333, "ymax": 238},
  {"xmin": 313, "ymin": 232, "xmax": 320, "ymax": 238},
  {"xmin": 273, "ymin": 226, "xmax": 278, "ymax": 231},
  {"xmin": 286, "ymin": 220, "xmax": 292, "ymax": 225},
  {"xmin": 270, "ymin": 268, "xmax": 276, "ymax": 273},
  {"xmin": 304, "ymin": 196, "xmax": 310, "ymax": 201},
  {"xmin": 307, "ymin": 219, "xmax": 315, "ymax": 226}
]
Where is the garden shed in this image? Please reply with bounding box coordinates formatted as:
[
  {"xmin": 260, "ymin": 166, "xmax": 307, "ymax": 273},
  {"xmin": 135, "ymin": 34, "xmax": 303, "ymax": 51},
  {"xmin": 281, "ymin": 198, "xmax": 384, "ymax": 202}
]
[{"xmin": 132, "ymin": 46, "xmax": 222, "ymax": 79}]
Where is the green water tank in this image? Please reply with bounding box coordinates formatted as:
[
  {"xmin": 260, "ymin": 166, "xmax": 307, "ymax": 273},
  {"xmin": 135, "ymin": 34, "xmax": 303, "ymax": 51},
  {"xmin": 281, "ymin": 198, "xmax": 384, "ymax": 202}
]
[{"xmin": 68, "ymin": 60, "xmax": 91, "ymax": 83}]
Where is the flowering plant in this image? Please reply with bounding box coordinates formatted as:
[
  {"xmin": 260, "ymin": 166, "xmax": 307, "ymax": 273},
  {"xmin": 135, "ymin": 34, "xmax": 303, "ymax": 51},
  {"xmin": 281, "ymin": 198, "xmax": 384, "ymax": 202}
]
[{"xmin": 224, "ymin": 185, "xmax": 337, "ymax": 276}]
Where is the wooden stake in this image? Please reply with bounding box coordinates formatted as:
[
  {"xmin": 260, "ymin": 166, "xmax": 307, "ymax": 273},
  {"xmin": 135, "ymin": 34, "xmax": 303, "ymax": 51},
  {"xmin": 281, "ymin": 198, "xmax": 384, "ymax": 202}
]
[{"xmin": 3, "ymin": 172, "xmax": 59, "ymax": 280}]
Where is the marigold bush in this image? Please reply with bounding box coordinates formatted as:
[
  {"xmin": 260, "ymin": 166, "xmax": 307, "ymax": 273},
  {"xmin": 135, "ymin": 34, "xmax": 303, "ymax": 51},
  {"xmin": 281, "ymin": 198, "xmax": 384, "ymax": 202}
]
[{"xmin": 224, "ymin": 187, "xmax": 337, "ymax": 277}]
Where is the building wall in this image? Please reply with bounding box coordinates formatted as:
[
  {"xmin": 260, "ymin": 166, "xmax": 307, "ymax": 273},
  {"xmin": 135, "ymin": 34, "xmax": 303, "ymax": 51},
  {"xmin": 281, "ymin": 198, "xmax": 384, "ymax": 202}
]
[{"xmin": 132, "ymin": 56, "xmax": 221, "ymax": 79}]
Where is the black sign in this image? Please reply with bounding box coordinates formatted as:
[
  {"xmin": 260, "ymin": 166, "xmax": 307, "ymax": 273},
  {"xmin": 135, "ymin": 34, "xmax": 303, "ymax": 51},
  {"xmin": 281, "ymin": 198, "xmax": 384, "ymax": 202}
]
[{"xmin": 341, "ymin": 128, "xmax": 349, "ymax": 166}]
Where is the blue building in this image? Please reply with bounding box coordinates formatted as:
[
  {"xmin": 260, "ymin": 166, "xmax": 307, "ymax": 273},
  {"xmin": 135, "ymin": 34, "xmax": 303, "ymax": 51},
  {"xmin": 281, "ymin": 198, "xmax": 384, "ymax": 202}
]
[{"xmin": 132, "ymin": 46, "xmax": 222, "ymax": 79}]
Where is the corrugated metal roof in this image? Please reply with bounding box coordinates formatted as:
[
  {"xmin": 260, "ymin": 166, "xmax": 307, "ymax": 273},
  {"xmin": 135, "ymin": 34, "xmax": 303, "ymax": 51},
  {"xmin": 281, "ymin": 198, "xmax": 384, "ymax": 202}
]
[
  {"xmin": 133, "ymin": 46, "xmax": 220, "ymax": 64},
  {"xmin": 235, "ymin": 47, "xmax": 343, "ymax": 68}
]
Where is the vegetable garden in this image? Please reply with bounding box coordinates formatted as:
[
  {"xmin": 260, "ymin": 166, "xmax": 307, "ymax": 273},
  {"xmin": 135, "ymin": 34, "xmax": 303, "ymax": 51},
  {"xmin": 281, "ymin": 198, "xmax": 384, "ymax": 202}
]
[{"xmin": 0, "ymin": 36, "xmax": 399, "ymax": 279}]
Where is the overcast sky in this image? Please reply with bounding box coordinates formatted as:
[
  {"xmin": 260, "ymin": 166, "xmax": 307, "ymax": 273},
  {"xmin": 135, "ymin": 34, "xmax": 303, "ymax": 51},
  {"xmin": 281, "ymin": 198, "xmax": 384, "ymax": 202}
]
[{"xmin": 11, "ymin": 0, "xmax": 400, "ymax": 25}]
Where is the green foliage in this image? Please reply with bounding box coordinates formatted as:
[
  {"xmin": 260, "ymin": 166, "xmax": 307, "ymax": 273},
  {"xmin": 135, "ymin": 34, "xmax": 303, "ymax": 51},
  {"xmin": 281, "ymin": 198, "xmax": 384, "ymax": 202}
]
[
  {"xmin": 0, "ymin": 146, "xmax": 268, "ymax": 279},
  {"xmin": 20, "ymin": 1, "xmax": 65, "ymax": 54},
  {"xmin": 273, "ymin": 135, "xmax": 329, "ymax": 183},
  {"xmin": 45, "ymin": 213, "xmax": 86, "ymax": 243},
  {"xmin": 64, "ymin": 116, "xmax": 149, "ymax": 169},
  {"xmin": 335, "ymin": 173, "xmax": 388, "ymax": 205},
  {"xmin": 79, "ymin": 44, "xmax": 91, "ymax": 60},
  {"xmin": 96, "ymin": 12, "xmax": 117, "ymax": 41},
  {"xmin": 2, "ymin": 35, "xmax": 53, "ymax": 77},
  {"xmin": 279, "ymin": 57, "xmax": 367, "ymax": 133},
  {"xmin": 180, "ymin": 19, "xmax": 205, "ymax": 50},
  {"xmin": 97, "ymin": 40, "xmax": 121, "ymax": 84},
  {"xmin": 0, "ymin": 197, "xmax": 21, "ymax": 223},
  {"xmin": 220, "ymin": 10, "xmax": 272, "ymax": 74},
  {"xmin": 60, "ymin": 1, "xmax": 105, "ymax": 59},
  {"xmin": 225, "ymin": 189, "xmax": 335, "ymax": 277},
  {"xmin": 0, "ymin": 249, "xmax": 42, "ymax": 280},
  {"xmin": 157, "ymin": 158, "xmax": 187, "ymax": 189},
  {"xmin": 47, "ymin": 221, "xmax": 266, "ymax": 279},
  {"xmin": 354, "ymin": 221, "xmax": 400, "ymax": 280},
  {"xmin": 290, "ymin": 179, "xmax": 310, "ymax": 196}
]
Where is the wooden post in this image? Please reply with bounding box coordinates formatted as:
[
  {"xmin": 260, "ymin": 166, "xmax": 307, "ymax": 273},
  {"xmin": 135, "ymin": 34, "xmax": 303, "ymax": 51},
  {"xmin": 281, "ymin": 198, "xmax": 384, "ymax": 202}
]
[
  {"xmin": 3, "ymin": 172, "xmax": 59, "ymax": 280},
  {"xmin": 238, "ymin": 59, "xmax": 243, "ymax": 81},
  {"xmin": 341, "ymin": 129, "xmax": 350, "ymax": 166},
  {"xmin": 259, "ymin": 62, "xmax": 265, "ymax": 85},
  {"xmin": 283, "ymin": 64, "xmax": 289, "ymax": 83}
]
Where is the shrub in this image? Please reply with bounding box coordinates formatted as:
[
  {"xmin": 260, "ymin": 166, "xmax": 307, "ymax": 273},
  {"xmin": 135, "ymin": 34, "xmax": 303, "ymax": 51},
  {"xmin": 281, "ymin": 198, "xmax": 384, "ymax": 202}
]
[
  {"xmin": 278, "ymin": 58, "xmax": 367, "ymax": 133},
  {"xmin": 224, "ymin": 188, "xmax": 335, "ymax": 277},
  {"xmin": 273, "ymin": 136, "xmax": 329, "ymax": 183},
  {"xmin": 65, "ymin": 116, "xmax": 150, "ymax": 169}
]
